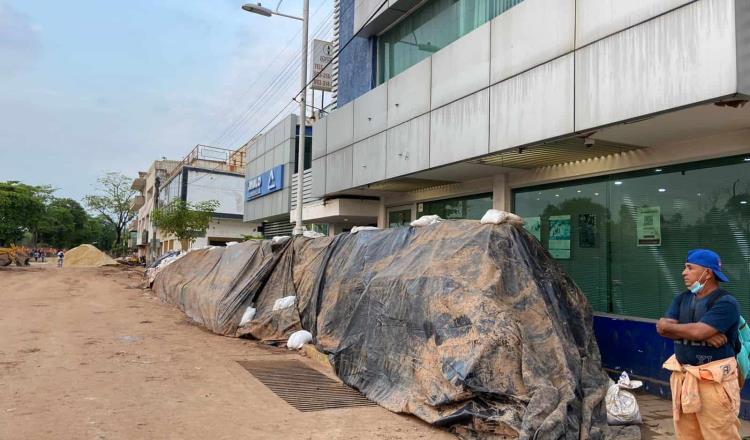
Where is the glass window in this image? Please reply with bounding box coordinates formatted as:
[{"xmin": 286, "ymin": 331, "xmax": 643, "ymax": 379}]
[
  {"xmin": 378, "ymin": 0, "xmax": 523, "ymax": 83},
  {"xmin": 513, "ymin": 156, "xmax": 750, "ymax": 319},
  {"xmin": 294, "ymin": 135, "xmax": 313, "ymax": 173},
  {"xmin": 388, "ymin": 209, "xmax": 413, "ymax": 228},
  {"xmin": 423, "ymin": 193, "xmax": 492, "ymax": 220}
]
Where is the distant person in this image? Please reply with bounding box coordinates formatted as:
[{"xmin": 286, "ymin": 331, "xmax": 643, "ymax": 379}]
[
  {"xmin": 656, "ymin": 249, "xmax": 741, "ymax": 439},
  {"xmin": 40, "ymin": 250, "xmax": 45, "ymax": 262},
  {"xmin": 56, "ymin": 250, "xmax": 64, "ymax": 268},
  {"xmin": 33, "ymin": 250, "xmax": 39, "ymax": 262}
]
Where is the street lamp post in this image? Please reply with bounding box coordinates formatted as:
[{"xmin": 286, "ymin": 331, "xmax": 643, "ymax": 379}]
[{"xmin": 242, "ymin": 1, "xmax": 309, "ymax": 236}]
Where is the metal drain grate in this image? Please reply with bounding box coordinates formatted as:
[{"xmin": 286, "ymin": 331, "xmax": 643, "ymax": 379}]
[{"xmin": 237, "ymin": 359, "xmax": 377, "ymax": 412}]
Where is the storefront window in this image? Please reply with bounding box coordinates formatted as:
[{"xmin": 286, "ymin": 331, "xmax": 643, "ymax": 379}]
[
  {"xmin": 513, "ymin": 156, "xmax": 750, "ymax": 319},
  {"xmin": 422, "ymin": 193, "xmax": 492, "ymax": 220},
  {"xmin": 388, "ymin": 209, "xmax": 412, "ymax": 228},
  {"xmin": 377, "ymin": 0, "xmax": 523, "ymax": 83}
]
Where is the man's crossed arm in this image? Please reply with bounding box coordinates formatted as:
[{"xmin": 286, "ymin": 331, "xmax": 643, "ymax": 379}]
[{"xmin": 656, "ymin": 318, "xmax": 727, "ymax": 348}]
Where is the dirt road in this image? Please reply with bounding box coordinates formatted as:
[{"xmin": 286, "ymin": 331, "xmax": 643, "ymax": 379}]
[{"xmin": 0, "ymin": 265, "xmax": 454, "ymax": 440}]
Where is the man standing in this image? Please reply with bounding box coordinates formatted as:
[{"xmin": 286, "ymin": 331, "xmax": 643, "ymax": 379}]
[{"xmin": 656, "ymin": 249, "xmax": 741, "ymax": 439}]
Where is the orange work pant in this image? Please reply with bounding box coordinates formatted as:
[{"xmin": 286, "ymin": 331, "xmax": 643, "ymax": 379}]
[{"xmin": 670, "ymin": 368, "xmax": 741, "ymax": 439}]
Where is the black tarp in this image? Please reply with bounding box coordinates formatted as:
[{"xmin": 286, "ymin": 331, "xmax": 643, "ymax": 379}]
[{"xmin": 152, "ymin": 221, "xmax": 638, "ymax": 439}]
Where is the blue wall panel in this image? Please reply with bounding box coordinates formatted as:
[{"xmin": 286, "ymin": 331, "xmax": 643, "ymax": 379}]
[
  {"xmin": 337, "ymin": 0, "xmax": 376, "ymax": 107},
  {"xmin": 594, "ymin": 313, "xmax": 750, "ymax": 419}
]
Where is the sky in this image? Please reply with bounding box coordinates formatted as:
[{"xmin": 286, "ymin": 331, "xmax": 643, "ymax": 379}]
[{"xmin": 0, "ymin": 0, "xmax": 333, "ymax": 201}]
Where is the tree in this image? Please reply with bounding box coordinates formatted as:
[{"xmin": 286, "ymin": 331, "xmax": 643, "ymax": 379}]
[
  {"xmin": 37, "ymin": 198, "xmax": 90, "ymax": 248},
  {"xmin": 0, "ymin": 181, "xmax": 51, "ymax": 246},
  {"xmin": 83, "ymin": 173, "xmax": 137, "ymax": 249},
  {"xmin": 152, "ymin": 200, "xmax": 219, "ymax": 250}
]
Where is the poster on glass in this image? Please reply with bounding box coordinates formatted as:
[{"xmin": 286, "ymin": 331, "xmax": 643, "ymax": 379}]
[
  {"xmin": 548, "ymin": 215, "xmax": 571, "ymax": 259},
  {"xmin": 636, "ymin": 206, "xmax": 661, "ymax": 246}
]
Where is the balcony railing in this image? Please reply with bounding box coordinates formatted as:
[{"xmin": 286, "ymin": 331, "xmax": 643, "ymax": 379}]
[{"xmin": 130, "ymin": 195, "xmax": 145, "ymax": 211}]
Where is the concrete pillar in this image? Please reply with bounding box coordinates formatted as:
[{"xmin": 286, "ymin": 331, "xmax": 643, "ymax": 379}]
[
  {"xmin": 377, "ymin": 199, "xmax": 387, "ymax": 228},
  {"xmin": 492, "ymin": 173, "xmax": 510, "ymax": 211}
]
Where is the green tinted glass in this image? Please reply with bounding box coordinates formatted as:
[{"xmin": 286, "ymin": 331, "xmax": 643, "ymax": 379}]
[
  {"xmin": 423, "ymin": 193, "xmax": 492, "ymax": 220},
  {"xmin": 513, "ymin": 156, "xmax": 750, "ymax": 319},
  {"xmin": 378, "ymin": 0, "xmax": 523, "ymax": 84}
]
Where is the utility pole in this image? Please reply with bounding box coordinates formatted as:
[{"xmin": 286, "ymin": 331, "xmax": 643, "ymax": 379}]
[{"xmin": 242, "ymin": 1, "xmax": 309, "ymax": 235}]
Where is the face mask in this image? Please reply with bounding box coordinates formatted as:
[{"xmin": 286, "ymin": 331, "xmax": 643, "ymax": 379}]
[{"xmin": 689, "ymin": 270, "xmax": 709, "ymax": 294}]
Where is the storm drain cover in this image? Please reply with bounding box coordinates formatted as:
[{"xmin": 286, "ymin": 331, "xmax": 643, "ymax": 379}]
[{"xmin": 237, "ymin": 359, "xmax": 377, "ymax": 412}]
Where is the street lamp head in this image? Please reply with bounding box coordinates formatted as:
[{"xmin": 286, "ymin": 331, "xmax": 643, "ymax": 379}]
[{"xmin": 242, "ymin": 3, "xmax": 273, "ymax": 17}]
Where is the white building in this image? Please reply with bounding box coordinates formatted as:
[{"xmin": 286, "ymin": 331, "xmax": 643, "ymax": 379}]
[
  {"xmin": 131, "ymin": 159, "xmax": 180, "ymax": 263},
  {"xmin": 157, "ymin": 145, "xmax": 260, "ymax": 252}
]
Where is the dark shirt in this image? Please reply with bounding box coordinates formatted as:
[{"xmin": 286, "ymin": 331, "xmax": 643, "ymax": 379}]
[{"xmin": 665, "ymin": 288, "xmax": 739, "ymax": 366}]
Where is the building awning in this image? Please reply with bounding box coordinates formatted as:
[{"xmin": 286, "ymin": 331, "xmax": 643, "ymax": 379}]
[{"xmin": 468, "ymin": 137, "xmax": 645, "ymax": 169}]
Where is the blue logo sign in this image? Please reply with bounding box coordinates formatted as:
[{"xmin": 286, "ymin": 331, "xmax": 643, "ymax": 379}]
[{"xmin": 246, "ymin": 164, "xmax": 284, "ymax": 200}]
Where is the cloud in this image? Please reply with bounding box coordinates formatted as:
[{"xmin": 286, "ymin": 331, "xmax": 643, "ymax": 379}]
[{"xmin": 0, "ymin": 2, "xmax": 41, "ymax": 75}]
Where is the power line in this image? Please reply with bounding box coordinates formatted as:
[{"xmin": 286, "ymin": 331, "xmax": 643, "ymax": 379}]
[
  {"xmin": 209, "ymin": 1, "xmax": 331, "ymax": 147},
  {"xmin": 214, "ymin": 11, "xmax": 334, "ymax": 148},
  {"xmin": 182, "ymin": 0, "xmax": 386, "ymax": 190}
]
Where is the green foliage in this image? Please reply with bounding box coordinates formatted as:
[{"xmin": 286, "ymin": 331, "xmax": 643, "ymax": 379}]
[
  {"xmin": 37, "ymin": 198, "xmax": 90, "ymax": 248},
  {"xmin": 83, "ymin": 172, "xmax": 137, "ymax": 247},
  {"xmin": 0, "ymin": 181, "xmax": 52, "ymax": 246},
  {"xmin": 152, "ymin": 200, "xmax": 220, "ymax": 247}
]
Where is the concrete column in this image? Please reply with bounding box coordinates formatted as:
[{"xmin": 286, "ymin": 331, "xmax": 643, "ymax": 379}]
[
  {"xmin": 377, "ymin": 199, "xmax": 387, "ymax": 228},
  {"xmin": 492, "ymin": 173, "xmax": 510, "ymax": 211}
]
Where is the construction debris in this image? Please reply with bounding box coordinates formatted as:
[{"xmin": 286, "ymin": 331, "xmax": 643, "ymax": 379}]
[
  {"xmin": 0, "ymin": 247, "xmax": 30, "ymax": 266},
  {"xmin": 152, "ymin": 220, "xmax": 638, "ymax": 439},
  {"xmin": 64, "ymin": 244, "xmax": 118, "ymax": 267}
]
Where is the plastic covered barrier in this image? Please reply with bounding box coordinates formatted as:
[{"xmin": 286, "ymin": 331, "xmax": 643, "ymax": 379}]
[
  {"xmin": 152, "ymin": 239, "xmax": 287, "ymax": 335},
  {"xmin": 152, "ymin": 221, "xmax": 635, "ymax": 439}
]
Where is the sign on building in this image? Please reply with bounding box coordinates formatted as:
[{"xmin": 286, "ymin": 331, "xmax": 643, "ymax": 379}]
[
  {"xmin": 311, "ymin": 39, "xmax": 333, "ymax": 92},
  {"xmin": 246, "ymin": 164, "xmax": 285, "ymax": 200}
]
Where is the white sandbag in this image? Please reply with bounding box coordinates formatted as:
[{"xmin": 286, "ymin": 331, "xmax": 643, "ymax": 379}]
[
  {"xmin": 287, "ymin": 330, "xmax": 313, "ymax": 350},
  {"xmin": 272, "ymin": 236, "xmax": 291, "ymax": 245},
  {"xmin": 302, "ymin": 230, "xmax": 326, "ymax": 238},
  {"xmin": 410, "ymin": 215, "xmax": 442, "ymax": 227},
  {"xmin": 239, "ymin": 307, "xmax": 256, "ymax": 327},
  {"xmin": 480, "ymin": 209, "xmax": 525, "ymax": 226},
  {"xmin": 272, "ymin": 295, "xmax": 296, "ymax": 311},
  {"xmin": 605, "ymin": 373, "xmax": 642, "ymax": 425},
  {"xmin": 226, "ymin": 241, "xmax": 239, "ymax": 247},
  {"xmin": 350, "ymin": 226, "xmax": 379, "ymax": 234}
]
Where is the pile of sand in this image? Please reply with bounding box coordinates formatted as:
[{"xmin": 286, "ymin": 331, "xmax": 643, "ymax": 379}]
[{"xmin": 65, "ymin": 244, "xmax": 118, "ymax": 267}]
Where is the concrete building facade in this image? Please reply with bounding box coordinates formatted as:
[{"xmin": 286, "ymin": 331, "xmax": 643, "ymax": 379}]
[
  {"xmin": 311, "ymin": 0, "xmax": 750, "ymax": 415},
  {"xmin": 131, "ymin": 159, "xmax": 180, "ymax": 263},
  {"xmin": 243, "ymin": 115, "xmax": 303, "ymax": 237}
]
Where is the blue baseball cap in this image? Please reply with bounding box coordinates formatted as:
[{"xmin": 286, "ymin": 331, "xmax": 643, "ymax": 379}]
[{"xmin": 686, "ymin": 249, "xmax": 729, "ymax": 282}]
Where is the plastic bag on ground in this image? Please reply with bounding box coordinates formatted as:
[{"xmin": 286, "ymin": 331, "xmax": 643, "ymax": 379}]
[
  {"xmin": 287, "ymin": 330, "xmax": 312, "ymax": 349},
  {"xmin": 350, "ymin": 226, "xmax": 379, "ymax": 234},
  {"xmin": 480, "ymin": 209, "xmax": 525, "ymax": 226},
  {"xmin": 239, "ymin": 307, "xmax": 256, "ymax": 327},
  {"xmin": 410, "ymin": 215, "xmax": 441, "ymax": 227},
  {"xmin": 272, "ymin": 295, "xmax": 296, "ymax": 311},
  {"xmin": 605, "ymin": 372, "xmax": 642, "ymax": 425}
]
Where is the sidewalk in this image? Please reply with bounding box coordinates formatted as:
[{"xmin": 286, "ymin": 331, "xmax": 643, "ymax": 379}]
[{"xmin": 638, "ymin": 391, "xmax": 750, "ymax": 438}]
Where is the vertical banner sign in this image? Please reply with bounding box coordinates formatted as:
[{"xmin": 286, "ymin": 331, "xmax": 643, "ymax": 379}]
[
  {"xmin": 548, "ymin": 215, "xmax": 571, "ymax": 259},
  {"xmin": 523, "ymin": 216, "xmax": 541, "ymax": 241},
  {"xmin": 637, "ymin": 206, "xmax": 662, "ymax": 246},
  {"xmin": 311, "ymin": 39, "xmax": 333, "ymax": 92}
]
